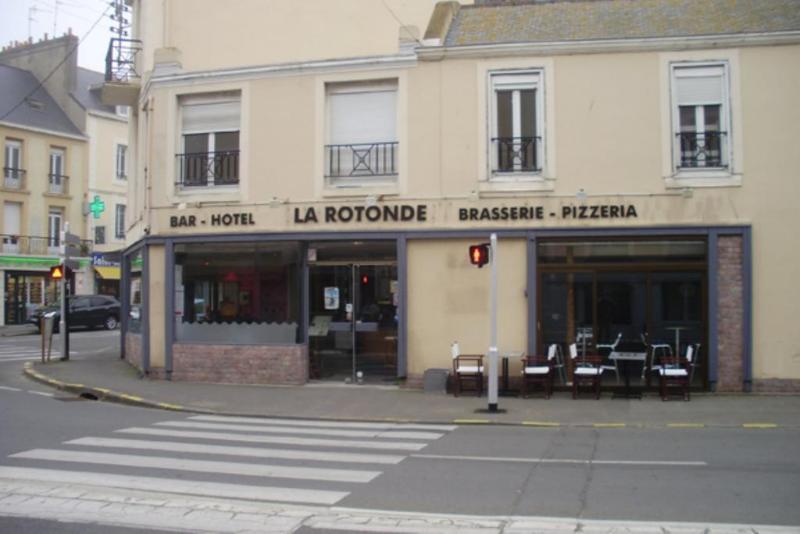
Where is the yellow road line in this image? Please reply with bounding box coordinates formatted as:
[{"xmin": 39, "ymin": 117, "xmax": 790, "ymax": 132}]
[
  {"xmin": 117, "ymin": 394, "xmax": 143, "ymax": 402},
  {"xmin": 593, "ymin": 423, "xmax": 626, "ymax": 428},
  {"xmin": 453, "ymin": 419, "xmax": 490, "ymax": 424},
  {"xmin": 742, "ymin": 423, "xmax": 778, "ymax": 429},
  {"xmin": 157, "ymin": 403, "xmax": 184, "ymax": 410},
  {"xmin": 522, "ymin": 421, "xmax": 561, "ymax": 427}
]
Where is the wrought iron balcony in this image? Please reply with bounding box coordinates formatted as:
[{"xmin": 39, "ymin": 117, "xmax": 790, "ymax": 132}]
[
  {"xmin": 2, "ymin": 168, "xmax": 26, "ymax": 190},
  {"xmin": 492, "ymin": 136, "xmax": 542, "ymax": 173},
  {"xmin": 105, "ymin": 38, "xmax": 142, "ymax": 83},
  {"xmin": 325, "ymin": 142, "xmax": 398, "ymax": 178},
  {"xmin": 1, "ymin": 234, "xmax": 92, "ymax": 256},
  {"xmin": 47, "ymin": 174, "xmax": 69, "ymax": 195},
  {"xmin": 176, "ymin": 150, "xmax": 240, "ymax": 187},
  {"xmin": 677, "ymin": 131, "xmax": 727, "ymax": 168}
]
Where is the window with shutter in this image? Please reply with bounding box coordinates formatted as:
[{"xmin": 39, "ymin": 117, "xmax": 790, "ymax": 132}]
[{"xmin": 178, "ymin": 93, "xmax": 240, "ymax": 188}]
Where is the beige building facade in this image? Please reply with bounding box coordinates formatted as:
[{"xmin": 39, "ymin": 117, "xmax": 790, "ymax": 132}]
[{"xmin": 108, "ymin": 0, "xmax": 800, "ymax": 392}]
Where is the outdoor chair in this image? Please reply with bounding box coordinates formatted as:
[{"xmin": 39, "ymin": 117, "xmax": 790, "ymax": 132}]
[
  {"xmin": 570, "ymin": 343, "xmax": 604, "ymax": 399},
  {"xmin": 451, "ymin": 341, "xmax": 484, "ymax": 397},
  {"xmin": 596, "ymin": 332, "xmax": 622, "ymax": 383},
  {"xmin": 643, "ymin": 334, "xmax": 674, "ymax": 386},
  {"xmin": 658, "ymin": 344, "xmax": 693, "ymax": 401},
  {"xmin": 520, "ymin": 345, "xmax": 557, "ymax": 399}
]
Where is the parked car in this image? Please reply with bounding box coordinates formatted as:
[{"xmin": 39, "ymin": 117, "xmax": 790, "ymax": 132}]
[{"xmin": 29, "ymin": 295, "xmax": 121, "ymax": 332}]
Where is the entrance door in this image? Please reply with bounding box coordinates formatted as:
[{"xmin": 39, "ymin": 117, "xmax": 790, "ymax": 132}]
[
  {"xmin": 309, "ymin": 263, "xmax": 398, "ymax": 382},
  {"xmin": 4, "ymin": 273, "xmax": 26, "ymax": 325}
]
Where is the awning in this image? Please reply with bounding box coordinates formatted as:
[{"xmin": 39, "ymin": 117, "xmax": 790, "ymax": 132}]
[{"xmin": 94, "ymin": 266, "xmax": 120, "ymax": 280}]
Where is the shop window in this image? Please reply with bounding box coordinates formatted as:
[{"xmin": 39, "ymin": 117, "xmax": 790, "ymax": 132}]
[
  {"xmin": 325, "ymin": 80, "xmax": 397, "ymax": 184},
  {"xmin": 489, "ymin": 70, "xmax": 543, "ymax": 176},
  {"xmin": 177, "ymin": 93, "xmax": 240, "ymax": 188},
  {"xmin": 174, "ymin": 242, "xmax": 302, "ymax": 345},
  {"xmin": 671, "ymin": 63, "xmax": 729, "ymax": 170}
]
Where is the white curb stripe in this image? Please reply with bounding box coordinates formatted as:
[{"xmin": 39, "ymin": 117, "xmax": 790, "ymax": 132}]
[
  {"xmin": 0, "ymin": 466, "xmax": 348, "ymax": 505},
  {"xmin": 156, "ymin": 420, "xmax": 444, "ymax": 440},
  {"xmin": 66, "ymin": 436, "xmax": 405, "ymax": 464},
  {"xmin": 11, "ymin": 449, "xmax": 382, "ymax": 483},
  {"xmin": 190, "ymin": 414, "xmax": 458, "ymax": 432},
  {"xmin": 116, "ymin": 427, "xmax": 428, "ymax": 451}
]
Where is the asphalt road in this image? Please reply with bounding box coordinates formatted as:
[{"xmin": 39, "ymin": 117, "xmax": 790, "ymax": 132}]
[{"xmin": 0, "ymin": 332, "xmax": 798, "ymax": 532}]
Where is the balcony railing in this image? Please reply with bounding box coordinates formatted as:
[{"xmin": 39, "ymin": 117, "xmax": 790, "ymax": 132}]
[
  {"xmin": 105, "ymin": 38, "xmax": 142, "ymax": 83},
  {"xmin": 47, "ymin": 174, "xmax": 69, "ymax": 195},
  {"xmin": 325, "ymin": 142, "xmax": 398, "ymax": 178},
  {"xmin": 1, "ymin": 234, "xmax": 92, "ymax": 256},
  {"xmin": 176, "ymin": 150, "xmax": 240, "ymax": 187},
  {"xmin": 492, "ymin": 136, "xmax": 542, "ymax": 173},
  {"xmin": 677, "ymin": 131, "xmax": 727, "ymax": 168},
  {"xmin": 2, "ymin": 168, "xmax": 26, "ymax": 190}
]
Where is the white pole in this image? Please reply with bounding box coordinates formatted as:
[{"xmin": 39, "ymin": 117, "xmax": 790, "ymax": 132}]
[
  {"xmin": 59, "ymin": 222, "xmax": 68, "ymax": 361},
  {"xmin": 488, "ymin": 233, "xmax": 499, "ymax": 412}
]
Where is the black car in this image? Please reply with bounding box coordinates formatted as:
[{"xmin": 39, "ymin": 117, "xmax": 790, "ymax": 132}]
[{"xmin": 29, "ymin": 295, "xmax": 121, "ymax": 332}]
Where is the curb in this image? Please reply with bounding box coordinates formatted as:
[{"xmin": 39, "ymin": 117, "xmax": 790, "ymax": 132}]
[{"xmin": 22, "ymin": 363, "xmax": 791, "ymax": 430}]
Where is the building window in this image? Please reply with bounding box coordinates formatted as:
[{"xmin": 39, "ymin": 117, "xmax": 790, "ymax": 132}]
[
  {"xmin": 671, "ymin": 63, "xmax": 729, "ymax": 170},
  {"xmin": 116, "ymin": 105, "xmax": 129, "ymax": 117},
  {"xmin": 3, "ymin": 201, "xmax": 22, "ymax": 252},
  {"xmin": 116, "ymin": 144, "xmax": 127, "ymax": 179},
  {"xmin": 4, "ymin": 140, "xmax": 25, "ymax": 189},
  {"xmin": 325, "ymin": 80, "xmax": 397, "ymax": 183},
  {"xmin": 48, "ymin": 148, "xmax": 68, "ymax": 194},
  {"xmin": 115, "ymin": 204, "xmax": 126, "ymax": 239},
  {"xmin": 48, "ymin": 208, "xmax": 62, "ymax": 248},
  {"xmin": 490, "ymin": 71, "xmax": 543, "ymax": 176},
  {"xmin": 95, "ymin": 226, "xmax": 106, "ymax": 245},
  {"xmin": 177, "ymin": 93, "xmax": 240, "ymax": 188}
]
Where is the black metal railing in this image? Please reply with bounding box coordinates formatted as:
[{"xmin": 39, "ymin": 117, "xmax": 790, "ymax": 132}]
[
  {"xmin": 1, "ymin": 234, "xmax": 93, "ymax": 256},
  {"xmin": 677, "ymin": 131, "xmax": 727, "ymax": 168},
  {"xmin": 2, "ymin": 168, "xmax": 26, "ymax": 190},
  {"xmin": 105, "ymin": 38, "xmax": 142, "ymax": 83},
  {"xmin": 176, "ymin": 151, "xmax": 240, "ymax": 187},
  {"xmin": 492, "ymin": 136, "xmax": 541, "ymax": 173},
  {"xmin": 325, "ymin": 142, "xmax": 398, "ymax": 178},
  {"xmin": 47, "ymin": 174, "xmax": 69, "ymax": 195}
]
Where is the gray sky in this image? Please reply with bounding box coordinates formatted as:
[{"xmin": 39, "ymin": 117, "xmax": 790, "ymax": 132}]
[{"xmin": 0, "ymin": 0, "xmax": 116, "ymax": 73}]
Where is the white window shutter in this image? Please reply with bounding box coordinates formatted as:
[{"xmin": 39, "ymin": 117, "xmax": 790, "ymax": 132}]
[
  {"xmin": 182, "ymin": 100, "xmax": 240, "ymax": 133},
  {"xmin": 4, "ymin": 202, "xmax": 21, "ymax": 235},
  {"xmin": 329, "ymin": 89, "xmax": 396, "ymax": 145},
  {"xmin": 675, "ymin": 67, "xmax": 724, "ymax": 106}
]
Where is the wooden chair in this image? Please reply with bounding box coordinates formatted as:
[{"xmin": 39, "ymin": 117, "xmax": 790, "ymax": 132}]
[
  {"xmin": 569, "ymin": 343, "xmax": 604, "ymax": 399},
  {"xmin": 596, "ymin": 332, "xmax": 622, "ymax": 383},
  {"xmin": 658, "ymin": 344, "xmax": 693, "ymax": 401},
  {"xmin": 451, "ymin": 342, "xmax": 484, "ymax": 397},
  {"xmin": 520, "ymin": 345, "xmax": 556, "ymax": 399}
]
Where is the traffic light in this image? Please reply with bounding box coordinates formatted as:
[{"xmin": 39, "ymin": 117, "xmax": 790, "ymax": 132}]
[
  {"xmin": 468, "ymin": 243, "xmax": 490, "ymax": 268},
  {"xmin": 50, "ymin": 265, "xmax": 65, "ymax": 280}
]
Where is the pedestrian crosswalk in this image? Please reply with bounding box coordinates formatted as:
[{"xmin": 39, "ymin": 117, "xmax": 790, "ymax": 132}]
[
  {"xmin": 1, "ymin": 414, "xmax": 458, "ymax": 506},
  {"xmin": 0, "ymin": 346, "xmax": 43, "ymax": 363}
]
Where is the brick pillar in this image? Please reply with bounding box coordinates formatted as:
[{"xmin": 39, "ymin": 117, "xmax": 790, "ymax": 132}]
[{"xmin": 716, "ymin": 236, "xmax": 744, "ymax": 392}]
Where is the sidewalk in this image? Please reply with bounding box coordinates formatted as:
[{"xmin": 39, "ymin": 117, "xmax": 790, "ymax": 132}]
[
  {"xmin": 0, "ymin": 324, "xmax": 37, "ymax": 337},
  {"xmin": 21, "ymin": 349, "xmax": 800, "ymax": 428}
]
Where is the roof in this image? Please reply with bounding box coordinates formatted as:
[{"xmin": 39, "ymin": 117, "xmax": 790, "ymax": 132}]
[
  {"xmin": 445, "ymin": 0, "xmax": 800, "ymax": 46},
  {"xmin": 72, "ymin": 67, "xmax": 116, "ymax": 115},
  {"xmin": 0, "ymin": 64, "xmax": 83, "ymax": 137}
]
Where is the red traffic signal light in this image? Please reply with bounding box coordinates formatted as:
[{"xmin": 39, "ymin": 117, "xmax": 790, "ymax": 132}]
[
  {"xmin": 50, "ymin": 265, "xmax": 65, "ymax": 280},
  {"xmin": 469, "ymin": 244, "xmax": 490, "ymax": 268}
]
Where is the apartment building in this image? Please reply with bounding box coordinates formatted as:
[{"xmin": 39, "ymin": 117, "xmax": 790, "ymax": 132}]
[
  {"xmin": 0, "ymin": 34, "xmax": 129, "ymax": 324},
  {"xmin": 105, "ymin": 0, "xmax": 800, "ymax": 393}
]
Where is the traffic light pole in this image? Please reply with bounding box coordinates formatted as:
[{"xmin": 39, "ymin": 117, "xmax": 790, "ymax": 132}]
[{"xmin": 487, "ymin": 233, "xmax": 499, "ymax": 412}]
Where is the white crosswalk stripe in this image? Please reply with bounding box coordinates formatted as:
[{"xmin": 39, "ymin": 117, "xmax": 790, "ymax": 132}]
[
  {"xmin": 1, "ymin": 415, "xmax": 457, "ymax": 507},
  {"xmin": 0, "ymin": 348, "xmax": 42, "ymax": 362}
]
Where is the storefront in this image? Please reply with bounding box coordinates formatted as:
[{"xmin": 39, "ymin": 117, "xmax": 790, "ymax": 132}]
[
  {"xmin": 121, "ymin": 201, "xmax": 751, "ymax": 393},
  {"xmin": 2, "ymin": 269, "xmax": 59, "ymax": 325}
]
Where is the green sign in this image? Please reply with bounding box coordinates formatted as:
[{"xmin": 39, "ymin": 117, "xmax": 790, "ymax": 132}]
[{"xmin": 90, "ymin": 195, "xmax": 106, "ymax": 219}]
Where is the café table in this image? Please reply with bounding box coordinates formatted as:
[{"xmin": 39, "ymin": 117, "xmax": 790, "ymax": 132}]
[{"xmin": 609, "ymin": 350, "xmax": 647, "ymax": 399}]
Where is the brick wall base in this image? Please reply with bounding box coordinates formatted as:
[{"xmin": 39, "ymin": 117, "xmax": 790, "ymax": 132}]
[
  {"xmin": 125, "ymin": 334, "xmax": 143, "ymax": 373},
  {"xmin": 717, "ymin": 236, "xmax": 745, "ymax": 392},
  {"xmin": 752, "ymin": 379, "xmax": 800, "ymax": 393},
  {"xmin": 170, "ymin": 344, "xmax": 308, "ymax": 385}
]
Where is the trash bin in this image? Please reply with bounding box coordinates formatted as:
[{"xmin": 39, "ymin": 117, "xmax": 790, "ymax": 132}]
[{"xmin": 423, "ymin": 368, "xmax": 449, "ymax": 394}]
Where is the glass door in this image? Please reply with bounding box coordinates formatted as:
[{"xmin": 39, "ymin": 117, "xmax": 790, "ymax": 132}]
[{"xmin": 309, "ymin": 263, "xmax": 398, "ymax": 383}]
